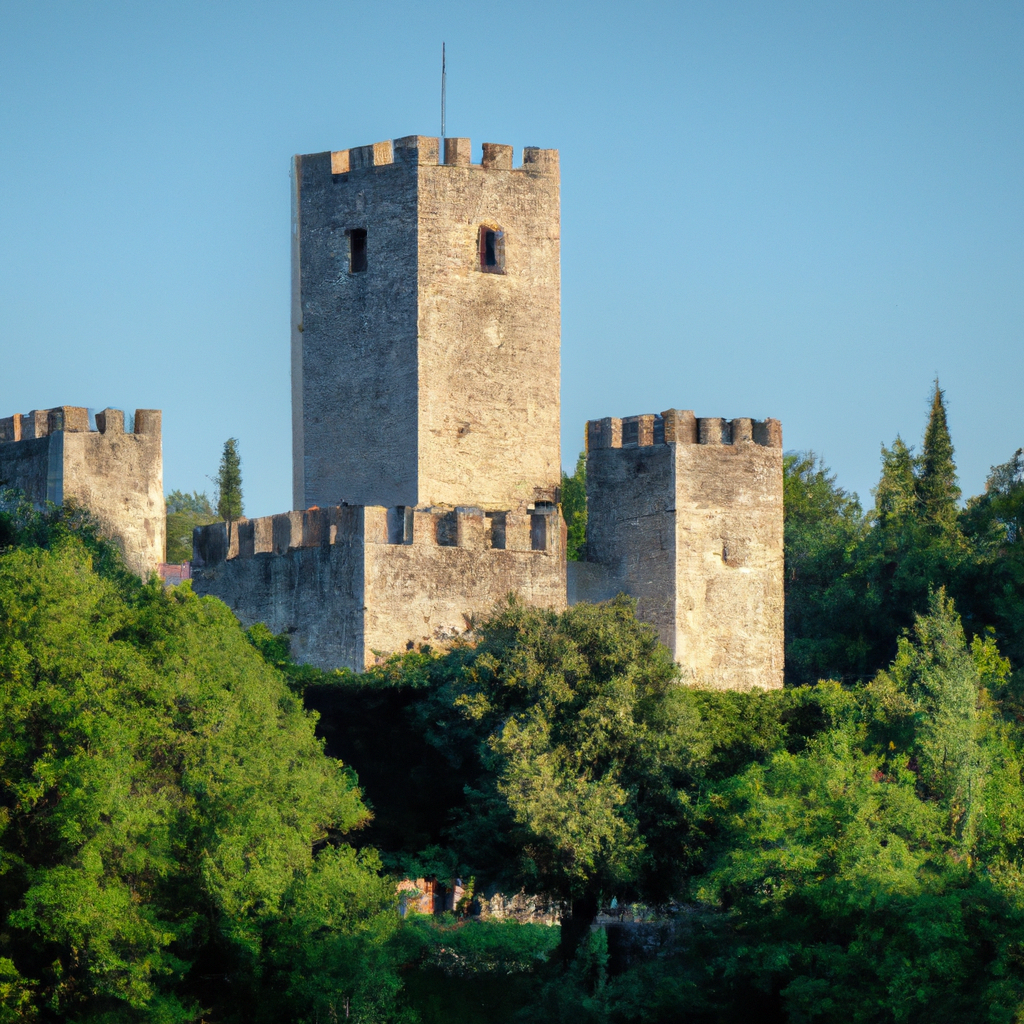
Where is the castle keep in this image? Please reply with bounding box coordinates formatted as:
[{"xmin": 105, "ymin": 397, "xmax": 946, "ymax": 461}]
[
  {"xmin": 0, "ymin": 406, "xmax": 164, "ymax": 578},
  {"xmin": 292, "ymin": 135, "xmax": 560, "ymax": 513},
  {"xmin": 190, "ymin": 132, "xmax": 785, "ymax": 688}
]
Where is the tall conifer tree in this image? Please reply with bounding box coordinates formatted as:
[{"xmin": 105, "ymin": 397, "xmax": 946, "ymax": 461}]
[
  {"xmin": 918, "ymin": 380, "xmax": 961, "ymax": 529},
  {"xmin": 217, "ymin": 437, "xmax": 244, "ymax": 524}
]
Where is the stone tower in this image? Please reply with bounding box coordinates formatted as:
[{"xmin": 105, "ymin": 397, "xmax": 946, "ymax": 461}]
[
  {"xmin": 291, "ymin": 136, "xmax": 561, "ymax": 513},
  {"xmin": 570, "ymin": 410, "xmax": 784, "ymax": 690},
  {"xmin": 0, "ymin": 405, "xmax": 164, "ymax": 578}
]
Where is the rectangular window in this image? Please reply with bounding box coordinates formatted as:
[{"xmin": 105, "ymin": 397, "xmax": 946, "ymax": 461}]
[
  {"xmin": 349, "ymin": 229, "xmax": 367, "ymax": 273},
  {"xmin": 478, "ymin": 226, "xmax": 505, "ymax": 274}
]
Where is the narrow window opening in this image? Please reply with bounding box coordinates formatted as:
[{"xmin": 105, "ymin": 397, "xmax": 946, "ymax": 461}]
[
  {"xmin": 478, "ymin": 226, "xmax": 505, "ymax": 274},
  {"xmin": 348, "ymin": 229, "xmax": 367, "ymax": 273}
]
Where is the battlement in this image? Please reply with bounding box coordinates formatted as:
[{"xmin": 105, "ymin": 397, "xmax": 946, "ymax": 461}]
[
  {"xmin": 0, "ymin": 406, "xmax": 161, "ymax": 443},
  {"xmin": 586, "ymin": 409, "xmax": 782, "ymax": 451},
  {"xmin": 191, "ymin": 502, "xmax": 566, "ymax": 671},
  {"xmin": 192, "ymin": 504, "xmax": 561, "ymax": 567},
  {"xmin": 326, "ymin": 136, "xmax": 558, "ymax": 176}
]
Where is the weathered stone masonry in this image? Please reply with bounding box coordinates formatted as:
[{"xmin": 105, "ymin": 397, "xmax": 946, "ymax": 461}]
[
  {"xmin": 194, "ymin": 131, "xmax": 785, "ymax": 689},
  {"xmin": 291, "ymin": 135, "xmax": 560, "ymax": 513},
  {"xmin": 0, "ymin": 405, "xmax": 164, "ymax": 578},
  {"xmin": 570, "ymin": 409, "xmax": 784, "ymax": 691},
  {"xmin": 192, "ymin": 503, "xmax": 566, "ymax": 671}
]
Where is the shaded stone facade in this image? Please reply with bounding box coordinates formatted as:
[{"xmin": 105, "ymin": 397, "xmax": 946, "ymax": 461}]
[
  {"xmin": 191, "ymin": 504, "xmax": 566, "ymax": 671},
  {"xmin": 571, "ymin": 409, "xmax": 784, "ymax": 690},
  {"xmin": 0, "ymin": 406, "xmax": 164, "ymax": 578}
]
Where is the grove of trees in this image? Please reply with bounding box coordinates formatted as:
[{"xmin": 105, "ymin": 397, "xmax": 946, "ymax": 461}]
[{"xmin": 1, "ymin": 381, "xmax": 1023, "ymax": 1022}]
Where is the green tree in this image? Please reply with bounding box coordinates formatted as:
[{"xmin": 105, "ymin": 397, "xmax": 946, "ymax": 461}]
[
  {"xmin": 782, "ymin": 452, "xmax": 867, "ymax": 684},
  {"xmin": 918, "ymin": 379, "xmax": 961, "ymax": 531},
  {"xmin": 783, "ymin": 383, "xmax": 980, "ymax": 685},
  {"xmin": 694, "ymin": 597, "xmax": 1024, "ymax": 1022},
  {"xmin": 561, "ymin": 452, "xmax": 587, "ymax": 561},
  {"xmin": 413, "ymin": 596, "xmax": 708, "ymax": 962},
  {"xmin": 216, "ymin": 438, "xmax": 243, "ymax": 524},
  {"xmin": 164, "ymin": 489, "xmax": 217, "ymax": 563},
  {"xmin": 961, "ymin": 448, "xmax": 1024, "ymax": 668},
  {"xmin": 0, "ymin": 504, "xmax": 400, "ymax": 1023}
]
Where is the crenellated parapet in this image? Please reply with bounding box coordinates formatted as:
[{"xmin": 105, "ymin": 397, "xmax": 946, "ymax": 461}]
[
  {"xmin": 0, "ymin": 406, "xmax": 161, "ymax": 443},
  {"xmin": 192, "ymin": 504, "xmax": 562, "ymax": 568},
  {"xmin": 0, "ymin": 405, "xmax": 163, "ymax": 578},
  {"xmin": 586, "ymin": 409, "xmax": 782, "ymax": 451},
  {"xmin": 190, "ymin": 502, "xmax": 566, "ymax": 672},
  {"xmin": 325, "ymin": 136, "xmax": 558, "ymax": 176}
]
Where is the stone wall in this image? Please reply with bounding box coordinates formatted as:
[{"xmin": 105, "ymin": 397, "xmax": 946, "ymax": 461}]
[
  {"xmin": 292, "ymin": 143, "xmax": 419, "ymax": 510},
  {"xmin": 416, "ymin": 139, "xmax": 561, "ymax": 511},
  {"xmin": 292, "ymin": 136, "xmax": 560, "ymax": 513},
  {"xmin": 583, "ymin": 409, "xmax": 784, "ymax": 690},
  {"xmin": 0, "ymin": 406, "xmax": 164, "ymax": 578},
  {"xmin": 191, "ymin": 503, "xmax": 566, "ymax": 671}
]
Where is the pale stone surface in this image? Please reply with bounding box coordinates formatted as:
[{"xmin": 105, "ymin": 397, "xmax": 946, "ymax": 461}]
[
  {"xmin": 583, "ymin": 411, "xmax": 784, "ymax": 690},
  {"xmin": 0, "ymin": 406, "xmax": 164, "ymax": 578},
  {"xmin": 291, "ymin": 136, "xmax": 560, "ymax": 513},
  {"xmin": 191, "ymin": 504, "xmax": 566, "ymax": 671}
]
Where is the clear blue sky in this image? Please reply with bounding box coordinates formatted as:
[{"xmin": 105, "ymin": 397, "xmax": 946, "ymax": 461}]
[{"xmin": 1, "ymin": 1, "xmax": 1021, "ymax": 517}]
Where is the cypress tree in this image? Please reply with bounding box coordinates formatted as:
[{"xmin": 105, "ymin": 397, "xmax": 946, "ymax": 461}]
[
  {"xmin": 217, "ymin": 437, "xmax": 244, "ymax": 523},
  {"xmin": 918, "ymin": 380, "xmax": 961, "ymax": 529}
]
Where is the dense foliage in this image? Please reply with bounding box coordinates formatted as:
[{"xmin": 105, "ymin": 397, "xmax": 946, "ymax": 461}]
[
  {"xmin": 164, "ymin": 490, "xmax": 217, "ymax": 563},
  {"xmin": 785, "ymin": 382, "xmax": 1024, "ymax": 684},
  {"xmin": 0, "ymin": 498, "xmax": 397, "ymax": 1023}
]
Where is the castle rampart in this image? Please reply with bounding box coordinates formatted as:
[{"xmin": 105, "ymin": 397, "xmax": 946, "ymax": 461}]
[
  {"xmin": 191, "ymin": 503, "xmax": 566, "ymax": 671},
  {"xmin": 0, "ymin": 406, "xmax": 164, "ymax": 578},
  {"xmin": 572, "ymin": 408, "xmax": 784, "ymax": 690}
]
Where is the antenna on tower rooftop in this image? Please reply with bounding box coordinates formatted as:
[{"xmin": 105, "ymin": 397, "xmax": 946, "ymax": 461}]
[{"xmin": 441, "ymin": 42, "xmax": 446, "ymax": 139}]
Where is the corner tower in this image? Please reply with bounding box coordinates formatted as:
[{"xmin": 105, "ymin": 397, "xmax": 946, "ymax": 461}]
[
  {"xmin": 291, "ymin": 135, "xmax": 560, "ymax": 512},
  {"xmin": 572, "ymin": 409, "xmax": 784, "ymax": 690}
]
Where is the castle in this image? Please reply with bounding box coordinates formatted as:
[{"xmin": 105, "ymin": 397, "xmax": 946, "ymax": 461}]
[{"xmin": 0, "ymin": 134, "xmax": 784, "ymax": 690}]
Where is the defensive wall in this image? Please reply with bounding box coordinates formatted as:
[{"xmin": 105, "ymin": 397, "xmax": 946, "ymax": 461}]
[
  {"xmin": 569, "ymin": 408, "xmax": 784, "ymax": 690},
  {"xmin": 190, "ymin": 502, "xmax": 566, "ymax": 672},
  {"xmin": 292, "ymin": 136, "xmax": 560, "ymax": 513},
  {"xmin": 0, "ymin": 405, "xmax": 164, "ymax": 578}
]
